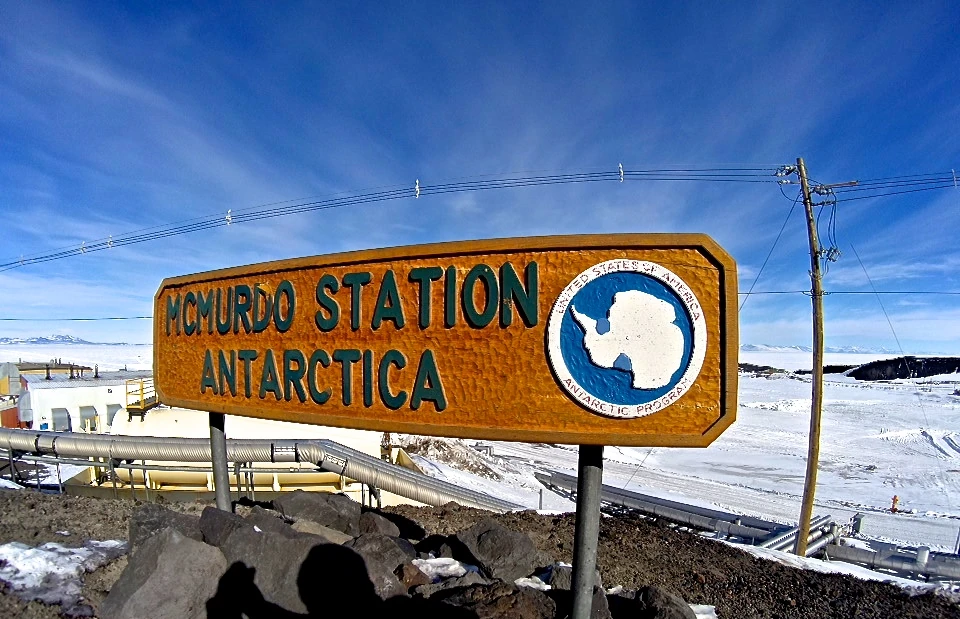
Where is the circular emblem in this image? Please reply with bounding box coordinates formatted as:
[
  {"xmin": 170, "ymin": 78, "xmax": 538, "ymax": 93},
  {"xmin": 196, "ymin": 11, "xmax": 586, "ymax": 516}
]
[{"xmin": 547, "ymin": 259, "xmax": 706, "ymax": 419}]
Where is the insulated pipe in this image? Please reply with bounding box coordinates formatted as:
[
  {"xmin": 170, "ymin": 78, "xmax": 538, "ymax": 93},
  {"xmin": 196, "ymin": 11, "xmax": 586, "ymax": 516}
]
[
  {"xmin": 763, "ymin": 516, "xmax": 834, "ymax": 551},
  {"xmin": 537, "ymin": 470, "xmax": 772, "ymax": 540},
  {"xmin": 760, "ymin": 515, "xmax": 832, "ymax": 549},
  {"xmin": 0, "ymin": 428, "xmax": 521, "ymax": 512},
  {"xmin": 825, "ymin": 544, "xmax": 960, "ymax": 580},
  {"xmin": 803, "ymin": 530, "xmax": 839, "ymax": 556},
  {"xmin": 537, "ymin": 471, "xmax": 777, "ymax": 532}
]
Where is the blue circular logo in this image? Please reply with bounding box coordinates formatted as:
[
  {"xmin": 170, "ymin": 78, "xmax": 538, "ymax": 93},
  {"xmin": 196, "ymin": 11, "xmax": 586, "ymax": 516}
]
[{"xmin": 547, "ymin": 260, "xmax": 706, "ymax": 418}]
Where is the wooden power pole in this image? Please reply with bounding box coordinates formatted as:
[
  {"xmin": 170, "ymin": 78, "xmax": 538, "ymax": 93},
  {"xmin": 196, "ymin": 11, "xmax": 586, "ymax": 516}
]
[
  {"xmin": 793, "ymin": 158, "xmax": 857, "ymax": 555},
  {"xmin": 794, "ymin": 157, "xmax": 824, "ymax": 556}
]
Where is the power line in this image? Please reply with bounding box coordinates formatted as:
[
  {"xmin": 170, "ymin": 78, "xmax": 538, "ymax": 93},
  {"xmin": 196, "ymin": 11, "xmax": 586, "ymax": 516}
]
[
  {"xmin": 739, "ymin": 192, "xmax": 800, "ymax": 311},
  {"xmin": 0, "ymin": 166, "xmax": 783, "ymax": 272}
]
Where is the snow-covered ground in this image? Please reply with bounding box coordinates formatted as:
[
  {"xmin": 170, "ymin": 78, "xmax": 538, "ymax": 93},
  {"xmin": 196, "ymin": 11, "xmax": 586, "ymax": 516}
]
[
  {"xmin": 2, "ymin": 344, "xmax": 959, "ymax": 551},
  {"xmin": 0, "ymin": 343, "xmax": 151, "ymax": 371}
]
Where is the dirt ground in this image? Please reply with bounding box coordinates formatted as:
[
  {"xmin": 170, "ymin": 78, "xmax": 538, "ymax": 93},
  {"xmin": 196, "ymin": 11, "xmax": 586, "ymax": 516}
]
[
  {"xmin": 0, "ymin": 490, "xmax": 957, "ymax": 618},
  {"xmin": 386, "ymin": 503, "xmax": 960, "ymax": 619},
  {"xmin": 0, "ymin": 491, "xmax": 207, "ymax": 619}
]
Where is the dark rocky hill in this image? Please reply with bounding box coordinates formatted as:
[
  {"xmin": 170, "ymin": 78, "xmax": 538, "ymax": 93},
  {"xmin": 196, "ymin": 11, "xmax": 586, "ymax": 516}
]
[{"xmin": 848, "ymin": 357, "xmax": 960, "ymax": 381}]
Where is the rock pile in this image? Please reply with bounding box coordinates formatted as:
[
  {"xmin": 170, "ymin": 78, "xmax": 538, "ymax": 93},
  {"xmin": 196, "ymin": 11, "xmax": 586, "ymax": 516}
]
[{"xmin": 100, "ymin": 491, "xmax": 696, "ymax": 619}]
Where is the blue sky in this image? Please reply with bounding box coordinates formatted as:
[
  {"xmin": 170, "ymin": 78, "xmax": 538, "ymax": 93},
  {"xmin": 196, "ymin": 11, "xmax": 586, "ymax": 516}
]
[{"xmin": 1, "ymin": 2, "xmax": 958, "ymax": 352}]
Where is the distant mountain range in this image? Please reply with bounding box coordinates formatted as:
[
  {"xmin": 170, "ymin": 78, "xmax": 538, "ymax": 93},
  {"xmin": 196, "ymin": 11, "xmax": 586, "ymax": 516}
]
[
  {"xmin": 740, "ymin": 344, "xmax": 902, "ymax": 354},
  {"xmin": 0, "ymin": 335, "xmax": 139, "ymax": 346}
]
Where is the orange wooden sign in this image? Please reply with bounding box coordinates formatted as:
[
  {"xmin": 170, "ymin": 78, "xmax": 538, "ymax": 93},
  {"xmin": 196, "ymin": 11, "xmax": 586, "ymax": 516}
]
[{"xmin": 153, "ymin": 234, "xmax": 737, "ymax": 446}]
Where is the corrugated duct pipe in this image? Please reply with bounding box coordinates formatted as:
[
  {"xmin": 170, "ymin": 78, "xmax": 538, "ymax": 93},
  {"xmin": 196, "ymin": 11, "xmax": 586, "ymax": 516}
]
[{"xmin": 0, "ymin": 428, "xmax": 522, "ymax": 513}]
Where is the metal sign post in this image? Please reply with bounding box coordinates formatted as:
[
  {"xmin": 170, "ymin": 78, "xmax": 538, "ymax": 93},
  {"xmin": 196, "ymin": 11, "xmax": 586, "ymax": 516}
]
[
  {"xmin": 571, "ymin": 445, "xmax": 604, "ymax": 619},
  {"xmin": 209, "ymin": 412, "xmax": 231, "ymax": 511}
]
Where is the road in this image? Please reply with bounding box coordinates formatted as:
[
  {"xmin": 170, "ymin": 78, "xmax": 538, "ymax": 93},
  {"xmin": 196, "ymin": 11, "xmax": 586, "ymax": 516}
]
[{"xmin": 488, "ymin": 440, "xmax": 960, "ymax": 551}]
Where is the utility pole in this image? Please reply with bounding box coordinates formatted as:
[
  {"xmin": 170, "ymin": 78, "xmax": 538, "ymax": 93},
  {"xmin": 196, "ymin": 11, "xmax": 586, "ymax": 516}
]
[
  {"xmin": 794, "ymin": 157, "xmax": 824, "ymax": 556},
  {"xmin": 791, "ymin": 158, "xmax": 857, "ymax": 555}
]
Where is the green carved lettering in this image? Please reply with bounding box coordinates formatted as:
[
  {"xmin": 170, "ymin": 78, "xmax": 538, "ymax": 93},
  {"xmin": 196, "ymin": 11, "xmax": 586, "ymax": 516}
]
[
  {"xmin": 362, "ymin": 350, "xmax": 374, "ymax": 406},
  {"xmin": 342, "ymin": 272, "xmax": 372, "ymax": 331},
  {"xmin": 462, "ymin": 264, "xmax": 497, "ymax": 328},
  {"xmin": 372, "ymin": 270, "xmax": 405, "ymax": 330},
  {"xmin": 252, "ymin": 285, "xmax": 273, "ymax": 333},
  {"xmin": 332, "ymin": 349, "xmax": 361, "ymax": 405},
  {"xmin": 314, "ymin": 274, "xmax": 340, "ymax": 332},
  {"xmin": 274, "ymin": 280, "xmax": 296, "ymax": 332},
  {"xmin": 378, "ymin": 350, "xmax": 407, "ymax": 410},
  {"xmin": 307, "ymin": 349, "xmax": 331, "ymax": 405},
  {"xmin": 259, "ymin": 349, "xmax": 282, "ymax": 400},
  {"xmin": 444, "ymin": 266, "xmax": 457, "ymax": 328},
  {"xmin": 411, "ymin": 350, "xmax": 446, "ymax": 411},
  {"xmin": 409, "ymin": 266, "xmax": 443, "ymax": 329},
  {"xmin": 216, "ymin": 288, "xmax": 233, "ymax": 335},
  {"xmin": 283, "ymin": 349, "xmax": 307, "ymax": 402},
  {"xmin": 197, "ymin": 290, "xmax": 214, "ymax": 334},
  {"xmin": 234, "ymin": 285, "xmax": 253, "ymax": 334},
  {"xmin": 218, "ymin": 349, "xmax": 237, "ymax": 396},
  {"xmin": 183, "ymin": 291, "xmax": 197, "ymax": 336},
  {"xmin": 500, "ymin": 262, "xmax": 539, "ymax": 327},
  {"xmin": 200, "ymin": 349, "xmax": 217, "ymax": 394},
  {"xmin": 166, "ymin": 294, "xmax": 181, "ymax": 336},
  {"xmin": 238, "ymin": 349, "xmax": 257, "ymax": 398}
]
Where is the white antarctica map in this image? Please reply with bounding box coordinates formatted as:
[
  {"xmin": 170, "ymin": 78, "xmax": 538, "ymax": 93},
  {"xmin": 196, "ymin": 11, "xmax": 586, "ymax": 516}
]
[{"xmin": 570, "ymin": 289, "xmax": 686, "ymax": 390}]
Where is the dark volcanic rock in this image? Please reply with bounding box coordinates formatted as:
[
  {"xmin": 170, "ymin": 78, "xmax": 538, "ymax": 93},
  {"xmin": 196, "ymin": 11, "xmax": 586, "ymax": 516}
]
[
  {"xmin": 220, "ymin": 525, "xmax": 328, "ymax": 612},
  {"xmin": 456, "ymin": 518, "xmax": 538, "ymax": 581},
  {"xmin": 245, "ymin": 505, "xmax": 297, "ymax": 538},
  {"xmin": 272, "ymin": 490, "xmax": 361, "ymax": 536},
  {"xmin": 345, "ymin": 532, "xmax": 417, "ymax": 572},
  {"xmin": 432, "ymin": 581, "xmax": 556, "ymax": 619},
  {"xmin": 101, "ymin": 528, "xmax": 226, "ymax": 619},
  {"xmin": 360, "ymin": 510, "xmax": 402, "ymax": 536},
  {"xmin": 548, "ymin": 586, "xmax": 612, "ymax": 619},
  {"xmin": 546, "ymin": 562, "xmax": 603, "ymax": 591},
  {"xmin": 396, "ymin": 561, "xmax": 432, "ymax": 590},
  {"xmin": 209, "ymin": 543, "xmax": 385, "ymax": 617},
  {"xmin": 290, "ymin": 518, "xmax": 355, "ymax": 543},
  {"xmin": 610, "ymin": 585, "xmax": 696, "ymax": 619},
  {"xmin": 199, "ymin": 506, "xmax": 245, "ymax": 547},
  {"xmin": 415, "ymin": 571, "xmax": 491, "ymax": 598},
  {"xmin": 128, "ymin": 503, "xmax": 202, "ymax": 552},
  {"xmin": 416, "ymin": 533, "xmax": 457, "ymax": 558}
]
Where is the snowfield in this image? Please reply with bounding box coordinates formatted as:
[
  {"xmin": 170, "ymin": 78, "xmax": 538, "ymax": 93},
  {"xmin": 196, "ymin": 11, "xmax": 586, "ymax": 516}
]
[
  {"xmin": 2, "ymin": 344, "xmax": 959, "ymax": 551},
  {"xmin": 0, "ymin": 343, "xmax": 152, "ymax": 371}
]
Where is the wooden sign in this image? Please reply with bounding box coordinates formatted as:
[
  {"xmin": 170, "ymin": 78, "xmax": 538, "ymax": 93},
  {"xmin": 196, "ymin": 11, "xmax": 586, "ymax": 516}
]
[{"xmin": 154, "ymin": 234, "xmax": 737, "ymax": 446}]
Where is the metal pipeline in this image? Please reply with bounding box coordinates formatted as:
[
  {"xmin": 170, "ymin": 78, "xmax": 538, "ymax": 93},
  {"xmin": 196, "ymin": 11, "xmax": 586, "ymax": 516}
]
[
  {"xmin": 761, "ymin": 515, "xmax": 834, "ymax": 551},
  {"xmin": 825, "ymin": 544, "xmax": 960, "ymax": 580},
  {"xmin": 804, "ymin": 529, "xmax": 840, "ymax": 557},
  {"xmin": 0, "ymin": 428, "xmax": 521, "ymax": 512},
  {"xmin": 536, "ymin": 470, "xmax": 773, "ymax": 540}
]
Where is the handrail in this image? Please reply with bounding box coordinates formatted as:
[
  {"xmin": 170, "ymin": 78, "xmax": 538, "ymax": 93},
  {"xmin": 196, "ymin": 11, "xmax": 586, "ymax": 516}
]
[{"xmin": 125, "ymin": 378, "xmax": 157, "ymax": 411}]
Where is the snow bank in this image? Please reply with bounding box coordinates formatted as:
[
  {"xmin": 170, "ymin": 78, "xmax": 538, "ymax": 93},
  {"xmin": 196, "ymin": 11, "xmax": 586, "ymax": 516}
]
[{"xmin": 0, "ymin": 539, "xmax": 127, "ymax": 613}]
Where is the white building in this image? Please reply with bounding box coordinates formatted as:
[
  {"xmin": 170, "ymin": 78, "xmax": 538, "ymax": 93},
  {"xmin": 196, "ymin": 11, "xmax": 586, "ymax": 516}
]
[{"xmin": 18, "ymin": 370, "xmax": 152, "ymax": 432}]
